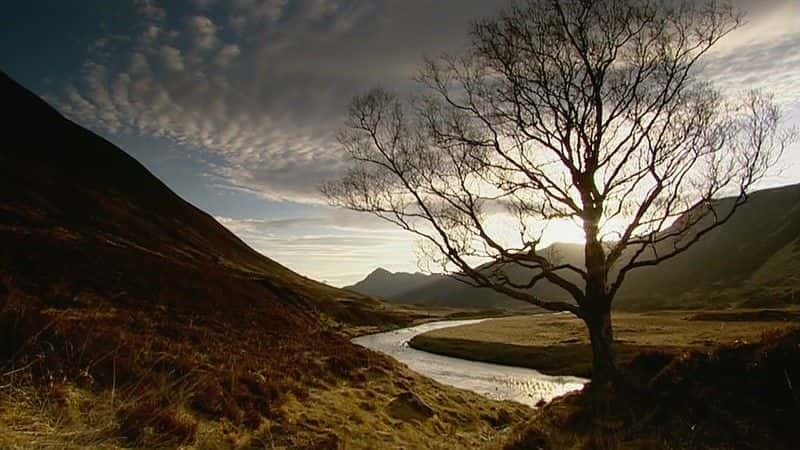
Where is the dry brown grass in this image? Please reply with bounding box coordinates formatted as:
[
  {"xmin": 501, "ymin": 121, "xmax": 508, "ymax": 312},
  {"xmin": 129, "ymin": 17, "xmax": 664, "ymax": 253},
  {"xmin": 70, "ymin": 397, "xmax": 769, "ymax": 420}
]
[
  {"xmin": 0, "ymin": 280, "xmax": 530, "ymax": 449},
  {"xmin": 1, "ymin": 358, "xmax": 530, "ymax": 450},
  {"xmin": 0, "ymin": 217, "xmax": 534, "ymax": 448}
]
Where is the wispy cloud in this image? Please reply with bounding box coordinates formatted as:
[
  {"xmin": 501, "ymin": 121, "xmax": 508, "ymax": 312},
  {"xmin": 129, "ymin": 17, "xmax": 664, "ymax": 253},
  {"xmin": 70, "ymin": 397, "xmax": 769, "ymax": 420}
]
[
  {"xmin": 215, "ymin": 214, "xmax": 417, "ymax": 285},
  {"xmin": 52, "ymin": 0, "xmax": 799, "ymax": 207},
  {"xmin": 704, "ymin": 34, "xmax": 800, "ymax": 104},
  {"xmin": 50, "ymin": 0, "xmax": 507, "ymax": 203},
  {"xmin": 216, "ymin": 216, "xmax": 325, "ymax": 234},
  {"xmin": 38, "ymin": 0, "xmax": 798, "ymax": 284}
]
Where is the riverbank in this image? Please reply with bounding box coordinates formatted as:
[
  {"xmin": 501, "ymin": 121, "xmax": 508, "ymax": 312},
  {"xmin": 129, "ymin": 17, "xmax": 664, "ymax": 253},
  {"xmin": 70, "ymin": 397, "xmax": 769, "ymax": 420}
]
[
  {"xmin": 1, "ymin": 315, "xmax": 532, "ymax": 450},
  {"xmin": 353, "ymin": 320, "xmax": 586, "ymax": 407},
  {"xmin": 409, "ymin": 309, "xmax": 800, "ymax": 377},
  {"xmin": 341, "ymin": 303, "xmax": 518, "ymax": 338}
]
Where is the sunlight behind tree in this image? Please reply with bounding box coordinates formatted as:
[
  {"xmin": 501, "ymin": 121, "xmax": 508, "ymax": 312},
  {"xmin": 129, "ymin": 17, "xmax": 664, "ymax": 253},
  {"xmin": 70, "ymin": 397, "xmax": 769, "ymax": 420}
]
[{"xmin": 323, "ymin": 0, "xmax": 796, "ymax": 385}]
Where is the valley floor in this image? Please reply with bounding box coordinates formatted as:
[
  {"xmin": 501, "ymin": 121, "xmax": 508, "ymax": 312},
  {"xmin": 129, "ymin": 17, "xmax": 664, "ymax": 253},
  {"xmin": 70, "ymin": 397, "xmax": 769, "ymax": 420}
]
[
  {"xmin": 4, "ymin": 309, "xmax": 799, "ymax": 449},
  {"xmin": 409, "ymin": 309, "xmax": 800, "ymax": 449},
  {"xmin": 410, "ymin": 309, "xmax": 800, "ymax": 377}
]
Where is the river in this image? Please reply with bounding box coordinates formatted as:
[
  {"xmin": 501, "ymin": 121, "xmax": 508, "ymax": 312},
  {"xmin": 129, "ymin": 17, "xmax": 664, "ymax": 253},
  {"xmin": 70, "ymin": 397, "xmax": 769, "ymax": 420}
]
[{"xmin": 352, "ymin": 319, "xmax": 587, "ymax": 407}]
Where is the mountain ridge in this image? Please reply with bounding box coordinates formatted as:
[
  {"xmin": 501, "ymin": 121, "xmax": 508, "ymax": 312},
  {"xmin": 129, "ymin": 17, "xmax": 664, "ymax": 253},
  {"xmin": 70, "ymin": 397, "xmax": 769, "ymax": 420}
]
[{"xmin": 347, "ymin": 184, "xmax": 800, "ymax": 310}]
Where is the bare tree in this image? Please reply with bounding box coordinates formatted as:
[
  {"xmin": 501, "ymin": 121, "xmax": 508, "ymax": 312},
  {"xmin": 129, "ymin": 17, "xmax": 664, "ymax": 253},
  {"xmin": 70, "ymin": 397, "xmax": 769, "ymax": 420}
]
[{"xmin": 323, "ymin": 0, "xmax": 794, "ymax": 385}]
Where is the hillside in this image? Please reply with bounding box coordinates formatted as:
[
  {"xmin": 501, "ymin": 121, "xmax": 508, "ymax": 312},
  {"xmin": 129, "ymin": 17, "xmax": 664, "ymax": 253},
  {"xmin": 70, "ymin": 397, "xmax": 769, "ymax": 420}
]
[
  {"xmin": 0, "ymin": 72, "xmax": 526, "ymax": 448},
  {"xmin": 348, "ymin": 185, "xmax": 800, "ymax": 310},
  {"xmin": 617, "ymin": 184, "xmax": 800, "ymax": 308},
  {"xmin": 0, "ymin": 69, "xmax": 412, "ymax": 329},
  {"xmin": 496, "ymin": 327, "xmax": 800, "ymax": 450}
]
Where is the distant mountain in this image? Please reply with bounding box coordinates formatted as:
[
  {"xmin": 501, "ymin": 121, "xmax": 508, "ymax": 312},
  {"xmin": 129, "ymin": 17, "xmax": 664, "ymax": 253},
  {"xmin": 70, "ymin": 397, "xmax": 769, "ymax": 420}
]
[
  {"xmin": 344, "ymin": 268, "xmax": 446, "ymax": 300},
  {"xmin": 348, "ymin": 184, "xmax": 800, "ymax": 310},
  {"xmin": 346, "ymin": 243, "xmax": 584, "ymax": 309}
]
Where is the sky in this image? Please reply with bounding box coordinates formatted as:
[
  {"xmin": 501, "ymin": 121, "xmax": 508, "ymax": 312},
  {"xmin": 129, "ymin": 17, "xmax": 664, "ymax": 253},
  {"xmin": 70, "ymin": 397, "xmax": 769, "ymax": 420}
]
[{"xmin": 2, "ymin": 0, "xmax": 799, "ymax": 286}]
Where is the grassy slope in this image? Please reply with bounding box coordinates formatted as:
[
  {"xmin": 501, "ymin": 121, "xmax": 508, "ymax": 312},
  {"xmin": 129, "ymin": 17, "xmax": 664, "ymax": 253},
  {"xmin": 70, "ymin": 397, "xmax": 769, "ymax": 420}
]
[{"xmin": 0, "ymin": 72, "xmax": 528, "ymax": 449}]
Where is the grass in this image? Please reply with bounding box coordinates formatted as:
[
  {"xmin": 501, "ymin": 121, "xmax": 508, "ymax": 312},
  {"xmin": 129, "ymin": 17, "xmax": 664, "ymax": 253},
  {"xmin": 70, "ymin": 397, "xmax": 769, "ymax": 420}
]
[
  {"xmin": 0, "ymin": 205, "xmax": 533, "ymax": 448},
  {"xmin": 0, "ymin": 358, "xmax": 530, "ymax": 449},
  {"xmin": 0, "ymin": 275, "xmax": 531, "ymax": 449},
  {"xmin": 410, "ymin": 310, "xmax": 800, "ymax": 377}
]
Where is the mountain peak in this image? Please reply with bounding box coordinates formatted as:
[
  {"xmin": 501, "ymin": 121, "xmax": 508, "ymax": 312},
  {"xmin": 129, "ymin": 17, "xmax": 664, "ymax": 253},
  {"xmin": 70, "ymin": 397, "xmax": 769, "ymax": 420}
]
[{"xmin": 369, "ymin": 267, "xmax": 392, "ymax": 277}]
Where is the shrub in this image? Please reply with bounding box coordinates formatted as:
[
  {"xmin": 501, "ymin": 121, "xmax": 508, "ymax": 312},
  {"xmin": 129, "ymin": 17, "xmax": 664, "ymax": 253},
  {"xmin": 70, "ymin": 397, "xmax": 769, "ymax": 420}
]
[{"xmin": 117, "ymin": 400, "xmax": 197, "ymax": 447}]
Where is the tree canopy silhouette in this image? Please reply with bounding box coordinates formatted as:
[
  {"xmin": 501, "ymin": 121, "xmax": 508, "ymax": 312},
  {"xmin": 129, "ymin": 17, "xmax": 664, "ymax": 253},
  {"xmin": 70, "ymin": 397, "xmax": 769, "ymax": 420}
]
[{"xmin": 323, "ymin": 0, "xmax": 795, "ymax": 384}]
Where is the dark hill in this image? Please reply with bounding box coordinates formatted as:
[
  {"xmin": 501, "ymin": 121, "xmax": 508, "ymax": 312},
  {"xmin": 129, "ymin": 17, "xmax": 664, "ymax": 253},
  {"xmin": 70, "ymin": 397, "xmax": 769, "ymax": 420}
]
[
  {"xmin": 617, "ymin": 184, "xmax": 800, "ymax": 308},
  {"xmin": 346, "ymin": 244, "xmax": 584, "ymax": 309},
  {"xmin": 393, "ymin": 243, "xmax": 584, "ymax": 309},
  {"xmin": 0, "ymin": 70, "xmax": 400, "ymax": 327}
]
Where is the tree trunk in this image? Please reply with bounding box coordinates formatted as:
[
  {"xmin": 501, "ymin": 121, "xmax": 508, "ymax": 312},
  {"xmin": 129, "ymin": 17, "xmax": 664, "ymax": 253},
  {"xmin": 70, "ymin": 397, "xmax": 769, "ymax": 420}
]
[
  {"xmin": 585, "ymin": 305, "xmax": 617, "ymax": 387},
  {"xmin": 583, "ymin": 303, "xmax": 619, "ymax": 445},
  {"xmin": 580, "ymin": 198, "xmax": 617, "ymax": 387}
]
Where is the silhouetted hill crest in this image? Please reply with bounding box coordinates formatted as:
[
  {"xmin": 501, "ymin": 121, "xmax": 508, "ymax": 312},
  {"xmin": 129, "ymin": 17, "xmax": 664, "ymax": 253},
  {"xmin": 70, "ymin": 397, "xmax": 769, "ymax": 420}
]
[{"xmin": 0, "ymin": 70, "xmax": 399, "ymax": 326}]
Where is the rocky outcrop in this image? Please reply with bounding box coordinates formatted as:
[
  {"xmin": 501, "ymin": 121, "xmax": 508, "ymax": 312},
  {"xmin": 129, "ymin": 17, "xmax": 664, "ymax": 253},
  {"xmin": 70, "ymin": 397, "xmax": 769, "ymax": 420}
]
[{"xmin": 386, "ymin": 391, "xmax": 436, "ymax": 422}]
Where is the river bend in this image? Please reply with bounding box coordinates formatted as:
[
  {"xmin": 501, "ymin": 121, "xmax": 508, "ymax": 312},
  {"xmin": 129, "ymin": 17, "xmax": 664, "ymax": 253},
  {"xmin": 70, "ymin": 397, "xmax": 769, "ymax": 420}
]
[{"xmin": 353, "ymin": 319, "xmax": 587, "ymax": 407}]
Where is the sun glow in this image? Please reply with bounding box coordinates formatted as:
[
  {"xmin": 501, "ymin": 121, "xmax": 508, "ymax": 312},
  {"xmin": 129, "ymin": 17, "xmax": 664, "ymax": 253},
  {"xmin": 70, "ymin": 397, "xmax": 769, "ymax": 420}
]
[
  {"xmin": 541, "ymin": 218, "xmax": 586, "ymax": 245},
  {"xmin": 483, "ymin": 214, "xmax": 638, "ymax": 252}
]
